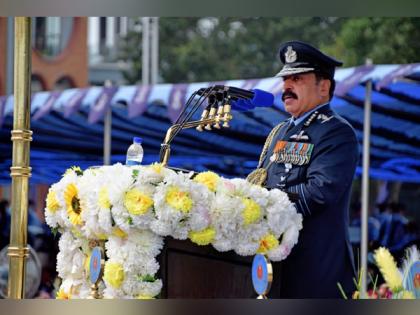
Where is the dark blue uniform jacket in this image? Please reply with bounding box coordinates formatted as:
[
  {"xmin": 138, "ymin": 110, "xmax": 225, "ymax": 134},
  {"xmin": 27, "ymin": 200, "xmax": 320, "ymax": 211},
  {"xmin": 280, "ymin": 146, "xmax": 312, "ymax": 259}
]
[{"xmin": 263, "ymin": 104, "xmax": 359, "ymax": 298}]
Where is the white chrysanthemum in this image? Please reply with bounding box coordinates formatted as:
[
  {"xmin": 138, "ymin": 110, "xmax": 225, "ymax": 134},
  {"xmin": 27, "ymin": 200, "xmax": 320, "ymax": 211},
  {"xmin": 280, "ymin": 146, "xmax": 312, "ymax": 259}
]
[
  {"xmin": 136, "ymin": 164, "xmax": 176, "ymax": 186},
  {"xmin": 211, "ymin": 178, "xmax": 271, "ymax": 256},
  {"xmin": 210, "ymin": 188, "xmax": 243, "ymax": 252},
  {"xmin": 267, "ymin": 224, "xmax": 301, "ymax": 261},
  {"xmin": 106, "ymin": 231, "xmax": 163, "ymax": 267},
  {"xmin": 60, "ymin": 277, "xmax": 91, "ymax": 299},
  {"xmin": 235, "ymin": 242, "xmax": 261, "ymax": 256},
  {"xmin": 151, "ymin": 171, "xmax": 212, "ymax": 239},
  {"xmin": 137, "ymin": 279, "xmax": 163, "ymax": 297},
  {"xmin": 103, "ymin": 286, "xmax": 125, "ymax": 299},
  {"xmin": 105, "ymin": 163, "xmax": 135, "ymax": 205},
  {"xmin": 56, "ymin": 231, "xmax": 88, "ymax": 279},
  {"xmin": 44, "ymin": 183, "xmax": 64, "ymax": 229},
  {"xmin": 266, "ymin": 189, "xmax": 298, "ymax": 234},
  {"xmin": 264, "ymin": 188, "xmax": 303, "ymax": 261},
  {"xmin": 77, "ymin": 169, "xmax": 108, "ymax": 238},
  {"xmin": 128, "ymin": 181, "xmax": 158, "ymax": 230},
  {"xmin": 104, "ymin": 164, "xmax": 160, "ymax": 234},
  {"xmin": 104, "ymin": 231, "xmax": 164, "ymax": 298}
]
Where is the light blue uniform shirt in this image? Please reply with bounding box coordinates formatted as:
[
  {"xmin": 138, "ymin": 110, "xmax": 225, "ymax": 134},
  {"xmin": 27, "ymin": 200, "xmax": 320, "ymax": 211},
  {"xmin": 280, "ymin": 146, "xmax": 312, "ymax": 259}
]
[{"xmin": 290, "ymin": 102, "xmax": 329, "ymax": 126}]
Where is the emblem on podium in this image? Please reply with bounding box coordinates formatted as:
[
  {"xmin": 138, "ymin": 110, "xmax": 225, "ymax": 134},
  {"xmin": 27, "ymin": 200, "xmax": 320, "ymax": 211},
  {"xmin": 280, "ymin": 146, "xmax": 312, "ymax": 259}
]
[
  {"xmin": 89, "ymin": 246, "xmax": 105, "ymax": 298},
  {"xmin": 404, "ymin": 261, "xmax": 420, "ymax": 298},
  {"xmin": 252, "ymin": 254, "xmax": 273, "ymax": 299}
]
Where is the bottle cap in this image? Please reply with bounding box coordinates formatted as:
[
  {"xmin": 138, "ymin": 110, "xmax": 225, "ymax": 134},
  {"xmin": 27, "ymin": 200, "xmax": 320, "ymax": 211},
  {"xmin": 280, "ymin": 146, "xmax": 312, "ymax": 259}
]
[{"xmin": 133, "ymin": 137, "xmax": 143, "ymax": 144}]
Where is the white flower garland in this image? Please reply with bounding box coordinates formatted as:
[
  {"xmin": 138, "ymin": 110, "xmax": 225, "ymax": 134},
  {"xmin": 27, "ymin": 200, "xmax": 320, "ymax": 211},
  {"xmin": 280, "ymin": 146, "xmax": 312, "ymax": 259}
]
[{"xmin": 45, "ymin": 163, "xmax": 302, "ymax": 299}]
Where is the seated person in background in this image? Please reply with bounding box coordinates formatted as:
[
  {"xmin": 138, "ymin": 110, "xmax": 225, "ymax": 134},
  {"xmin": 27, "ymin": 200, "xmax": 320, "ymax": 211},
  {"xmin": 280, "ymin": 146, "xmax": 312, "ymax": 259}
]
[
  {"xmin": 349, "ymin": 201, "xmax": 381, "ymax": 249},
  {"xmin": 0, "ymin": 200, "xmax": 10, "ymax": 250}
]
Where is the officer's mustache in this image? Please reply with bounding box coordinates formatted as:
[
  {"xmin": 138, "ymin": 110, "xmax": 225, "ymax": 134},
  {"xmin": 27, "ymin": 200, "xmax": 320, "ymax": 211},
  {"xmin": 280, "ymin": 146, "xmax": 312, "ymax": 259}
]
[{"xmin": 282, "ymin": 90, "xmax": 298, "ymax": 101}]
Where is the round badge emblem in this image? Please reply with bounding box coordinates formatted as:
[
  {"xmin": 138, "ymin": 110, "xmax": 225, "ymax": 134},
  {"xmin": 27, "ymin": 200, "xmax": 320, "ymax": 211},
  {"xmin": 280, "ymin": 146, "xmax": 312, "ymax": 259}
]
[
  {"xmin": 252, "ymin": 254, "xmax": 273, "ymax": 297},
  {"xmin": 90, "ymin": 246, "xmax": 104, "ymax": 285},
  {"xmin": 404, "ymin": 261, "xmax": 420, "ymax": 298}
]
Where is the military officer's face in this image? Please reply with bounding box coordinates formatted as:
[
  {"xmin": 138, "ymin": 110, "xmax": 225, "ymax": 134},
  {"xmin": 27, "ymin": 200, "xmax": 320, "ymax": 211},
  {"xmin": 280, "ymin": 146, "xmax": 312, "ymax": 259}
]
[{"xmin": 282, "ymin": 72, "xmax": 330, "ymax": 118}]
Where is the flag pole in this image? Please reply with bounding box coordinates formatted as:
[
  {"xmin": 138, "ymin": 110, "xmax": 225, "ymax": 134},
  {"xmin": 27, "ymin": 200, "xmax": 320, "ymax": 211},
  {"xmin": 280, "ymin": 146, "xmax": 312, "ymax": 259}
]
[
  {"xmin": 360, "ymin": 58, "xmax": 373, "ymax": 298},
  {"xmin": 8, "ymin": 17, "xmax": 32, "ymax": 299}
]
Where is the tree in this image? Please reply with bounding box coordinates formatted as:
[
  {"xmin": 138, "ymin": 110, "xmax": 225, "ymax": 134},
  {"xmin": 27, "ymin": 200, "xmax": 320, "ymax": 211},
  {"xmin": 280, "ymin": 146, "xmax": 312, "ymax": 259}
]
[
  {"xmin": 119, "ymin": 17, "xmax": 344, "ymax": 84},
  {"xmin": 328, "ymin": 18, "xmax": 420, "ymax": 66},
  {"xmin": 118, "ymin": 17, "xmax": 420, "ymax": 84}
]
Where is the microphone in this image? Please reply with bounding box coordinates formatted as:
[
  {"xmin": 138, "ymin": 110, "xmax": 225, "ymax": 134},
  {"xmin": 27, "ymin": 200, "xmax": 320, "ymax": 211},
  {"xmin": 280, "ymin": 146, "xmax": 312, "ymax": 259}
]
[
  {"xmin": 231, "ymin": 89, "xmax": 274, "ymax": 111},
  {"xmin": 196, "ymin": 85, "xmax": 255, "ymax": 100}
]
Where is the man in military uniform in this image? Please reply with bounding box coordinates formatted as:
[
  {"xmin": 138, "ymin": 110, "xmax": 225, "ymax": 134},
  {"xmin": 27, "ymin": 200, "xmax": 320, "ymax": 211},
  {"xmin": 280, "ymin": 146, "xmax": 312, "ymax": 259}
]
[{"xmin": 251, "ymin": 41, "xmax": 359, "ymax": 298}]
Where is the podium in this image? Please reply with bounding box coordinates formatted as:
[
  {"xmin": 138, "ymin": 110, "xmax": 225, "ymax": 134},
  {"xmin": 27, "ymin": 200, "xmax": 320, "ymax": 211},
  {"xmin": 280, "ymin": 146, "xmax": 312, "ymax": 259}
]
[
  {"xmin": 158, "ymin": 238, "xmax": 255, "ymax": 298},
  {"xmin": 157, "ymin": 238, "xmax": 280, "ymax": 298}
]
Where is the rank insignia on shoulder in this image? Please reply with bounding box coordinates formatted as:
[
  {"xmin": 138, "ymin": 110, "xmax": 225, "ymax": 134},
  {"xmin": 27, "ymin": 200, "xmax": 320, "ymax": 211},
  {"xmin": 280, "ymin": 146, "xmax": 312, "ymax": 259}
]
[
  {"xmin": 317, "ymin": 113, "xmax": 334, "ymax": 124},
  {"xmin": 272, "ymin": 140, "xmax": 314, "ymax": 165}
]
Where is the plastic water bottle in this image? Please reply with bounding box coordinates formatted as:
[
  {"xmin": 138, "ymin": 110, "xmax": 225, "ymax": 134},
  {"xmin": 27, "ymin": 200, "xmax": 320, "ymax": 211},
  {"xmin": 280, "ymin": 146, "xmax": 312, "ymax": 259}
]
[{"xmin": 126, "ymin": 137, "xmax": 144, "ymax": 165}]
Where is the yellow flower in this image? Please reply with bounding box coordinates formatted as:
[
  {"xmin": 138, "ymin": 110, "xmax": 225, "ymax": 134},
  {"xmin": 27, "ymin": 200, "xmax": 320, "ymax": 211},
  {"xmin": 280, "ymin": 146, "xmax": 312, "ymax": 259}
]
[
  {"xmin": 400, "ymin": 290, "xmax": 415, "ymax": 299},
  {"xmin": 98, "ymin": 186, "xmax": 111, "ymax": 209},
  {"xmin": 149, "ymin": 162, "xmax": 164, "ymax": 174},
  {"xmin": 124, "ymin": 189, "xmax": 154, "ymax": 215},
  {"xmin": 95, "ymin": 232, "xmax": 108, "ymax": 240},
  {"xmin": 112, "ymin": 227, "xmax": 127, "ymax": 238},
  {"xmin": 241, "ymin": 197, "xmax": 261, "ymax": 225},
  {"xmin": 46, "ymin": 190, "xmax": 60, "ymax": 213},
  {"xmin": 136, "ymin": 295, "xmax": 155, "ymax": 299},
  {"xmin": 374, "ymin": 247, "xmax": 403, "ymax": 291},
  {"xmin": 257, "ymin": 234, "xmax": 279, "ymax": 254},
  {"xmin": 71, "ymin": 227, "xmax": 83, "ymax": 239},
  {"xmin": 56, "ymin": 288, "xmax": 71, "ymax": 299},
  {"xmin": 84, "ymin": 252, "xmax": 92, "ymax": 275},
  {"xmin": 189, "ymin": 227, "xmax": 216, "ymax": 246},
  {"xmin": 165, "ymin": 186, "xmax": 193, "ymax": 213},
  {"xmin": 194, "ymin": 171, "xmax": 220, "ymax": 192},
  {"xmin": 64, "ymin": 183, "xmax": 83, "ymax": 226},
  {"xmin": 103, "ymin": 262, "xmax": 125, "ymax": 288}
]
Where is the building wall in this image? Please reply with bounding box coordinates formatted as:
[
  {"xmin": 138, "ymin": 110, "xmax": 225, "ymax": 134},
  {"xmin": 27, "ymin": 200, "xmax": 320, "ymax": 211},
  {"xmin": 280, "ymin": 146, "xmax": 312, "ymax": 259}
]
[
  {"xmin": 0, "ymin": 17, "xmax": 89, "ymax": 96},
  {"xmin": 31, "ymin": 17, "xmax": 88, "ymax": 91},
  {"xmin": 0, "ymin": 18, "xmax": 7, "ymax": 95}
]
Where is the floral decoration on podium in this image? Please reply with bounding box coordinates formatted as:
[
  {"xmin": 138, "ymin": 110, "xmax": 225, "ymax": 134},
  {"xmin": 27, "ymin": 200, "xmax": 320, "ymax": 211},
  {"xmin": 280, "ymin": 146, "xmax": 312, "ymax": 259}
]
[{"xmin": 45, "ymin": 163, "xmax": 302, "ymax": 299}]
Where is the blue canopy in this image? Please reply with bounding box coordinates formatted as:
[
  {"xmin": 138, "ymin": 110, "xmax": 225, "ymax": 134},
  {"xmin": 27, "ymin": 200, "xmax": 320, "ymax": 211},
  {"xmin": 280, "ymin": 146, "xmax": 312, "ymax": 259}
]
[{"xmin": 1, "ymin": 64, "xmax": 420, "ymax": 184}]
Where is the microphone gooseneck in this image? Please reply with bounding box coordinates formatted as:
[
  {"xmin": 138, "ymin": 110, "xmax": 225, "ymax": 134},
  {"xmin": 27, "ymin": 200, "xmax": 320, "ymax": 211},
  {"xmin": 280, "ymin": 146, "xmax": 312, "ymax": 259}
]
[{"xmin": 159, "ymin": 85, "xmax": 273, "ymax": 165}]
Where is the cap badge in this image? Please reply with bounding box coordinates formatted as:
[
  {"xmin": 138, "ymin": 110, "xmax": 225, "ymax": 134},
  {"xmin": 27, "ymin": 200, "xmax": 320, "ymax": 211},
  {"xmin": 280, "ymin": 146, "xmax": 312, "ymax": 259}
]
[{"xmin": 285, "ymin": 46, "xmax": 297, "ymax": 63}]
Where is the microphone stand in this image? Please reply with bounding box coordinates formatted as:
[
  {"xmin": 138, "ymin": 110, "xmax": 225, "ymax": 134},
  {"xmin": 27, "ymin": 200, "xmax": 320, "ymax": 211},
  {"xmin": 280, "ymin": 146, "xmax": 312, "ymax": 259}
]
[{"xmin": 159, "ymin": 103, "xmax": 232, "ymax": 166}]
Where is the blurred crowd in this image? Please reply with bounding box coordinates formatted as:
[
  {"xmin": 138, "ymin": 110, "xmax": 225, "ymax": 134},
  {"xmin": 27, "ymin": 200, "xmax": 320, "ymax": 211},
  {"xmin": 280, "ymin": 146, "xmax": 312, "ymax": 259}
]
[
  {"xmin": 350, "ymin": 201, "xmax": 420, "ymax": 261},
  {"xmin": 0, "ymin": 198, "xmax": 58, "ymax": 299}
]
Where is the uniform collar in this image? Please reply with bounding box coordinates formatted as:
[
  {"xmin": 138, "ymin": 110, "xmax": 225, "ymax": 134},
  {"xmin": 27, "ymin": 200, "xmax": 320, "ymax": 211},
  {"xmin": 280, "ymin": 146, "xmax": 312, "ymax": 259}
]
[{"xmin": 290, "ymin": 102, "xmax": 330, "ymax": 126}]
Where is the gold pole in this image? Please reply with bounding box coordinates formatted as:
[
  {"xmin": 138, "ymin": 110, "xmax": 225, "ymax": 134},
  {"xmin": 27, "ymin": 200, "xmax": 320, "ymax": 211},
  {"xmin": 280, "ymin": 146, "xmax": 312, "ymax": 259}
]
[{"xmin": 7, "ymin": 17, "xmax": 32, "ymax": 299}]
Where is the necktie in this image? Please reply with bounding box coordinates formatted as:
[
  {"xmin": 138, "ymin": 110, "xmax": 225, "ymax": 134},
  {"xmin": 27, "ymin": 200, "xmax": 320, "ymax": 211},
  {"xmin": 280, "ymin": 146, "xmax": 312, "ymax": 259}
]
[{"xmin": 285, "ymin": 120, "xmax": 295, "ymax": 134}]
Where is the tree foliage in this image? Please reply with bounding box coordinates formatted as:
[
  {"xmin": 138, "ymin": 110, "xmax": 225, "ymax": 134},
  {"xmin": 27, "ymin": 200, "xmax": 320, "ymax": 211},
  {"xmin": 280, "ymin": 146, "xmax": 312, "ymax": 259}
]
[
  {"xmin": 327, "ymin": 18, "xmax": 420, "ymax": 66},
  {"xmin": 118, "ymin": 17, "xmax": 420, "ymax": 84}
]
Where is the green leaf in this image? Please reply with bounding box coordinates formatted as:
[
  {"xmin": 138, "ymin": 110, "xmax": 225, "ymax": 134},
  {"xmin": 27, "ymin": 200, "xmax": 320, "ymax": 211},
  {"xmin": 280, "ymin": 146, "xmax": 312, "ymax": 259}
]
[
  {"xmin": 337, "ymin": 282, "xmax": 348, "ymax": 300},
  {"xmin": 51, "ymin": 227, "xmax": 59, "ymax": 238},
  {"xmin": 71, "ymin": 166, "xmax": 83, "ymax": 176},
  {"xmin": 141, "ymin": 274, "xmax": 156, "ymax": 283},
  {"xmin": 132, "ymin": 169, "xmax": 139, "ymax": 181}
]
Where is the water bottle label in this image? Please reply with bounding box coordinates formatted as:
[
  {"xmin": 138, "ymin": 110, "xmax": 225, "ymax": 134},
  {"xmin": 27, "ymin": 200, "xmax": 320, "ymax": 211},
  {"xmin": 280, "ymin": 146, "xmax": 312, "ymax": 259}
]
[{"xmin": 126, "ymin": 160, "xmax": 141, "ymax": 166}]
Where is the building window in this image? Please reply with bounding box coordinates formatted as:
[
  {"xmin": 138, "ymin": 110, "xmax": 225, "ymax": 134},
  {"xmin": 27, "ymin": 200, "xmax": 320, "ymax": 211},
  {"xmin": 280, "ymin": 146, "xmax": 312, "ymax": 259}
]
[
  {"xmin": 31, "ymin": 74, "xmax": 46, "ymax": 93},
  {"xmin": 33, "ymin": 17, "xmax": 74, "ymax": 58},
  {"xmin": 54, "ymin": 76, "xmax": 75, "ymax": 91}
]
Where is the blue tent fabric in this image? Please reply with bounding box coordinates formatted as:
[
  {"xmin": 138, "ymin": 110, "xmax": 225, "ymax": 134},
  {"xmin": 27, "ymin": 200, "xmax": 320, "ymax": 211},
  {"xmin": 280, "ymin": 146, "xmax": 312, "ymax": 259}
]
[{"xmin": 1, "ymin": 64, "xmax": 420, "ymax": 184}]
